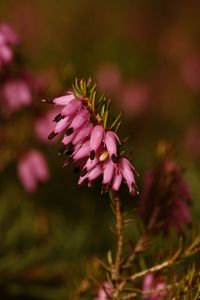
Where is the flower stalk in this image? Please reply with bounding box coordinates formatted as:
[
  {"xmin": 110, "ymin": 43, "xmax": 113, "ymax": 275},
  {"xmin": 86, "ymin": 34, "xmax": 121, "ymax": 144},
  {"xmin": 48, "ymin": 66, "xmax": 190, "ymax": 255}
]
[{"xmin": 110, "ymin": 191, "xmax": 124, "ymax": 296}]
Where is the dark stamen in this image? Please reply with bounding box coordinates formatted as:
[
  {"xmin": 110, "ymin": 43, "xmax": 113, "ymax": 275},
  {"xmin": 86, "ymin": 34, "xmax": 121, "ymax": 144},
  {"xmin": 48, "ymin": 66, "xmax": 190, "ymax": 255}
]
[
  {"xmin": 66, "ymin": 127, "xmax": 74, "ymax": 136},
  {"xmin": 53, "ymin": 113, "xmax": 64, "ymax": 123},
  {"xmin": 111, "ymin": 154, "xmax": 118, "ymax": 163},
  {"xmin": 90, "ymin": 150, "xmax": 95, "ymax": 160},
  {"xmin": 48, "ymin": 132, "xmax": 58, "ymax": 140},
  {"xmin": 80, "ymin": 168, "xmax": 87, "ymax": 177}
]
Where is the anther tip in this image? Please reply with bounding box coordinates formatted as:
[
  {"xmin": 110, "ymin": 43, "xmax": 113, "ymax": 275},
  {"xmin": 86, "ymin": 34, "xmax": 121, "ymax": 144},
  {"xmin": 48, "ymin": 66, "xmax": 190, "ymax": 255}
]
[{"xmin": 90, "ymin": 150, "xmax": 95, "ymax": 160}]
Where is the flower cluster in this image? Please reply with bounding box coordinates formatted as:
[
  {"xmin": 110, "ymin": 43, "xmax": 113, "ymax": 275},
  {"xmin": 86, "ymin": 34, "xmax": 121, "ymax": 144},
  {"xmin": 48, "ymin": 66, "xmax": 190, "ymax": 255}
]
[
  {"xmin": 47, "ymin": 80, "xmax": 137, "ymax": 195},
  {"xmin": 0, "ymin": 23, "xmax": 18, "ymax": 70},
  {"xmin": 139, "ymin": 144, "xmax": 192, "ymax": 234}
]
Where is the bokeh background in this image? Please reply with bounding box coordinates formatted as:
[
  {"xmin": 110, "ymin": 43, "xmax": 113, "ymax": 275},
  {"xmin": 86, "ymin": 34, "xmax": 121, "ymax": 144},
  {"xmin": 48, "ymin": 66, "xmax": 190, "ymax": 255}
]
[{"xmin": 0, "ymin": 0, "xmax": 200, "ymax": 299}]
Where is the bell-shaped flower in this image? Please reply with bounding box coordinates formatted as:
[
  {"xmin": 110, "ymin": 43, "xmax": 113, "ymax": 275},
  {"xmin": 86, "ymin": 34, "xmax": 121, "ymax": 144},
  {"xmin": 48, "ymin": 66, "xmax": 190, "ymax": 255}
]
[
  {"xmin": 60, "ymin": 99, "xmax": 82, "ymax": 117},
  {"xmin": 66, "ymin": 108, "xmax": 89, "ymax": 134},
  {"xmin": 102, "ymin": 159, "xmax": 115, "ymax": 187},
  {"xmin": 90, "ymin": 125, "xmax": 105, "ymax": 159},
  {"xmin": 81, "ymin": 156, "xmax": 99, "ymax": 176},
  {"xmin": 72, "ymin": 122, "xmax": 93, "ymax": 146},
  {"xmin": 52, "ymin": 92, "xmax": 75, "ymax": 106},
  {"xmin": 72, "ymin": 140, "xmax": 91, "ymax": 161},
  {"xmin": 105, "ymin": 130, "xmax": 120, "ymax": 162},
  {"xmin": 112, "ymin": 169, "xmax": 123, "ymax": 192},
  {"xmin": 119, "ymin": 157, "xmax": 136, "ymax": 194}
]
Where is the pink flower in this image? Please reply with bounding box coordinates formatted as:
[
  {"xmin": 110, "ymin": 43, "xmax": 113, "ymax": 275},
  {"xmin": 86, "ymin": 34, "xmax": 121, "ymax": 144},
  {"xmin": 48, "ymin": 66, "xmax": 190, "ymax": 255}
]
[
  {"xmin": 72, "ymin": 140, "xmax": 91, "ymax": 161},
  {"xmin": 103, "ymin": 159, "xmax": 115, "ymax": 187},
  {"xmin": 143, "ymin": 273, "xmax": 167, "ymax": 300},
  {"xmin": 54, "ymin": 116, "xmax": 72, "ymax": 135},
  {"xmin": 60, "ymin": 99, "xmax": 82, "ymax": 117},
  {"xmin": 17, "ymin": 150, "xmax": 49, "ymax": 192},
  {"xmin": 112, "ymin": 169, "xmax": 123, "ymax": 192},
  {"xmin": 105, "ymin": 131, "xmax": 120, "ymax": 162},
  {"xmin": 90, "ymin": 125, "xmax": 105, "ymax": 159},
  {"xmin": 67, "ymin": 108, "xmax": 89, "ymax": 133},
  {"xmin": 1, "ymin": 79, "xmax": 32, "ymax": 115},
  {"xmin": 72, "ymin": 122, "xmax": 93, "ymax": 146},
  {"xmin": 52, "ymin": 92, "xmax": 75, "ymax": 106},
  {"xmin": 118, "ymin": 157, "xmax": 136, "ymax": 194},
  {"xmin": 94, "ymin": 281, "xmax": 113, "ymax": 300}
]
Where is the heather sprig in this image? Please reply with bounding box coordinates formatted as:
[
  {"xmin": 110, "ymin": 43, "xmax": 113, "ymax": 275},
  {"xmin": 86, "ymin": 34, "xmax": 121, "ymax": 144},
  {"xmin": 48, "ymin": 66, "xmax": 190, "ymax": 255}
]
[{"xmin": 47, "ymin": 78, "xmax": 137, "ymax": 195}]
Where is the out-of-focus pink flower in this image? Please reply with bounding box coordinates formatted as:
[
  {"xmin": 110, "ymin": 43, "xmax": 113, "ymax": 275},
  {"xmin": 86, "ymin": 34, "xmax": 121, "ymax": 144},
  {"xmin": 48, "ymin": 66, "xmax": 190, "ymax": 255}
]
[
  {"xmin": 96, "ymin": 64, "xmax": 122, "ymax": 95},
  {"xmin": 17, "ymin": 149, "xmax": 49, "ymax": 193},
  {"xmin": 0, "ymin": 23, "xmax": 18, "ymax": 69},
  {"xmin": 34, "ymin": 108, "xmax": 61, "ymax": 144},
  {"xmin": 143, "ymin": 273, "xmax": 167, "ymax": 300},
  {"xmin": 94, "ymin": 281, "xmax": 113, "ymax": 300},
  {"xmin": 121, "ymin": 82, "xmax": 149, "ymax": 116},
  {"xmin": 183, "ymin": 124, "xmax": 200, "ymax": 159},
  {"xmin": 0, "ymin": 43, "xmax": 13, "ymax": 67},
  {"xmin": 181, "ymin": 54, "xmax": 200, "ymax": 91},
  {"xmin": 139, "ymin": 159, "xmax": 192, "ymax": 234},
  {"xmin": 0, "ymin": 23, "xmax": 19, "ymax": 45},
  {"xmin": 1, "ymin": 79, "xmax": 32, "ymax": 115}
]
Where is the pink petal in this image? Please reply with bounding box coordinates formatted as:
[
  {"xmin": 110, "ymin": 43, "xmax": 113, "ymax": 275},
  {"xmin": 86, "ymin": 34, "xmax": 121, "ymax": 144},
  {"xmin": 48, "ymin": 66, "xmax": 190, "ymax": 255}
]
[
  {"xmin": 61, "ymin": 99, "xmax": 82, "ymax": 116},
  {"xmin": 103, "ymin": 159, "xmax": 115, "ymax": 185},
  {"xmin": 72, "ymin": 141, "xmax": 90, "ymax": 161},
  {"xmin": 90, "ymin": 125, "xmax": 105, "ymax": 159},
  {"xmin": 52, "ymin": 92, "xmax": 75, "ymax": 106},
  {"xmin": 105, "ymin": 130, "xmax": 120, "ymax": 161},
  {"xmin": 119, "ymin": 157, "xmax": 136, "ymax": 193},
  {"xmin": 62, "ymin": 132, "xmax": 75, "ymax": 145},
  {"xmin": 54, "ymin": 116, "xmax": 71, "ymax": 134},
  {"xmin": 68, "ymin": 108, "xmax": 89, "ymax": 131},
  {"xmin": 112, "ymin": 169, "xmax": 123, "ymax": 192},
  {"xmin": 88, "ymin": 164, "xmax": 103, "ymax": 181},
  {"xmin": 72, "ymin": 122, "xmax": 93, "ymax": 146},
  {"xmin": 81, "ymin": 156, "xmax": 99, "ymax": 176}
]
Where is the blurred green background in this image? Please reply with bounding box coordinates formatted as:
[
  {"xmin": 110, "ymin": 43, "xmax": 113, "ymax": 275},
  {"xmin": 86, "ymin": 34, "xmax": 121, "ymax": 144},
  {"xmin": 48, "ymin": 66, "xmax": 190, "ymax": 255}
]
[{"xmin": 0, "ymin": 0, "xmax": 200, "ymax": 299}]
